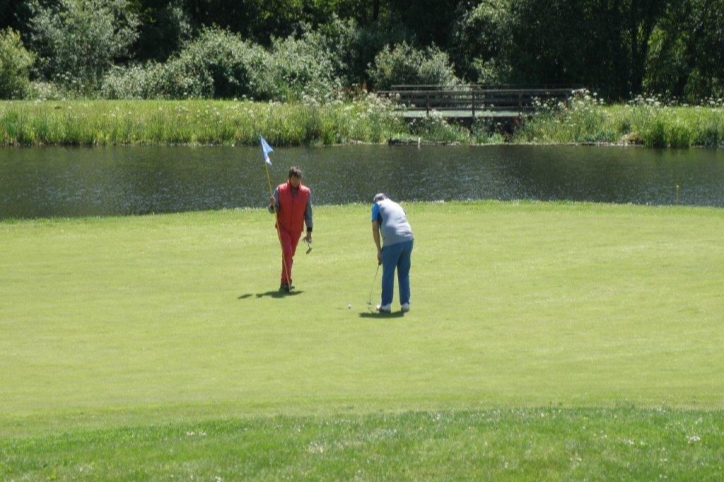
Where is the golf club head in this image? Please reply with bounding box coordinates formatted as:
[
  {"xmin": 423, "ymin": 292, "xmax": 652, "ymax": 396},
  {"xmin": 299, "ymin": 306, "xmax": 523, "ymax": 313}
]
[{"xmin": 305, "ymin": 239, "xmax": 312, "ymax": 254}]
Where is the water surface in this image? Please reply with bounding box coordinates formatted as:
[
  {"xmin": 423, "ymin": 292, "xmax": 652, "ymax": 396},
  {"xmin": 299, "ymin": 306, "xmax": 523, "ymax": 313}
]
[{"xmin": 1, "ymin": 145, "xmax": 722, "ymax": 219}]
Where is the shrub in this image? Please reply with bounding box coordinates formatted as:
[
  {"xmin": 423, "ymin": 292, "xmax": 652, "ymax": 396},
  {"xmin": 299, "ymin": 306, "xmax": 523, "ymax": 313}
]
[
  {"xmin": 101, "ymin": 61, "xmax": 213, "ymax": 99},
  {"xmin": 183, "ymin": 28, "xmax": 274, "ymax": 99},
  {"xmin": 101, "ymin": 27, "xmax": 344, "ymax": 101},
  {"xmin": 0, "ymin": 28, "xmax": 35, "ymax": 99},
  {"xmin": 29, "ymin": 0, "xmax": 139, "ymax": 94},
  {"xmin": 367, "ymin": 42, "xmax": 459, "ymax": 90},
  {"xmin": 26, "ymin": 81, "xmax": 69, "ymax": 100},
  {"xmin": 312, "ymin": 17, "xmax": 411, "ymax": 88},
  {"xmin": 101, "ymin": 28, "xmax": 270, "ymax": 100},
  {"xmin": 266, "ymin": 34, "xmax": 342, "ymax": 102},
  {"xmin": 407, "ymin": 111, "xmax": 469, "ymax": 143},
  {"xmin": 101, "ymin": 64, "xmax": 160, "ymax": 99}
]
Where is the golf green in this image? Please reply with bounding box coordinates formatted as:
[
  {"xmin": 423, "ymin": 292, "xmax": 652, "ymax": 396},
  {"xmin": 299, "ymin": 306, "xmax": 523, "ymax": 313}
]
[{"xmin": 1, "ymin": 201, "xmax": 723, "ymax": 434}]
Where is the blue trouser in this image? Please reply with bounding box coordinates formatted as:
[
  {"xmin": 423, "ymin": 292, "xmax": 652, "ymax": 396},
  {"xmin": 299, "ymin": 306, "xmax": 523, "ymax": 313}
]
[{"xmin": 380, "ymin": 239, "xmax": 414, "ymax": 306}]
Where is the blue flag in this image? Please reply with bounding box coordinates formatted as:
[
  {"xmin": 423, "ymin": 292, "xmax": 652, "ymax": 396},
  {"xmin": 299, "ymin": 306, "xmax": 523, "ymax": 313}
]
[{"xmin": 260, "ymin": 136, "xmax": 273, "ymax": 166}]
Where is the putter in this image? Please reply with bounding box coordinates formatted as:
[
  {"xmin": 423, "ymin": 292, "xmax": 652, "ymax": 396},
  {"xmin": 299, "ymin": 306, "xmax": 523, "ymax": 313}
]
[{"xmin": 366, "ymin": 263, "xmax": 381, "ymax": 311}]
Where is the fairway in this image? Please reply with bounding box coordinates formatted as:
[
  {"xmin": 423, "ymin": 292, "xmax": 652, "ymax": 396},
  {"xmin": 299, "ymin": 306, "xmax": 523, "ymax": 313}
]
[
  {"xmin": 2, "ymin": 201, "xmax": 724, "ymax": 480},
  {"xmin": 2, "ymin": 201, "xmax": 723, "ymax": 430}
]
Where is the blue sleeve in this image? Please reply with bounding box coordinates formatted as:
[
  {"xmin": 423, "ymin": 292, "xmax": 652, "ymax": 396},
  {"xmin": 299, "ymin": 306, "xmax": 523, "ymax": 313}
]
[
  {"xmin": 371, "ymin": 203, "xmax": 380, "ymax": 222},
  {"xmin": 268, "ymin": 187, "xmax": 279, "ymax": 213}
]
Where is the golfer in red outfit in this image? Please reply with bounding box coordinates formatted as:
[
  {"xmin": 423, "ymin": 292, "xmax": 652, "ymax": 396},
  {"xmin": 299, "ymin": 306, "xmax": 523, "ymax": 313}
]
[{"xmin": 269, "ymin": 166, "xmax": 313, "ymax": 292}]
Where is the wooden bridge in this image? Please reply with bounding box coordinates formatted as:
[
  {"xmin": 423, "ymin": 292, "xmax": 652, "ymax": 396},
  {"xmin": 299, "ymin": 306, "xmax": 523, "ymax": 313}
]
[{"xmin": 378, "ymin": 85, "xmax": 581, "ymax": 120}]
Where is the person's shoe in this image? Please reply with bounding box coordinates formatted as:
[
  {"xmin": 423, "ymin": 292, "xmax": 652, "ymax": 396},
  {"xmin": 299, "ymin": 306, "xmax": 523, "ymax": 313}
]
[
  {"xmin": 376, "ymin": 304, "xmax": 392, "ymax": 313},
  {"xmin": 279, "ymin": 282, "xmax": 294, "ymax": 292},
  {"xmin": 401, "ymin": 303, "xmax": 410, "ymax": 313}
]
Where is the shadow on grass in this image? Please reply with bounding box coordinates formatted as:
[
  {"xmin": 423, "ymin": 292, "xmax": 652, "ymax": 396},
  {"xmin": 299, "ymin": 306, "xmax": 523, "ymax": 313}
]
[
  {"xmin": 358, "ymin": 311, "xmax": 405, "ymax": 319},
  {"xmin": 237, "ymin": 290, "xmax": 304, "ymax": 300}
]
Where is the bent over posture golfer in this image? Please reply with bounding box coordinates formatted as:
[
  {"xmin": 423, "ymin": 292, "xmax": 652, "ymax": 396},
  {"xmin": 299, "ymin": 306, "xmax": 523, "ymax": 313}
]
[
  {"xmin": 269, "ymin": 166, "xmax": 313, "ymax": 292},
  {"xmin": 371, "ymin": 193, "xmax": 414, "ymax": 313}
]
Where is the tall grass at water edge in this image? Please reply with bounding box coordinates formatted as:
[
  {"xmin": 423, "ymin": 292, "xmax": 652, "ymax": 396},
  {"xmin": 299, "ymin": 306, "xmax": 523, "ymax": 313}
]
[
  {"xmin": 2, "ymin": 95, "xmax": 724, "ymax": 147},
  {"xmin": 515, "ymin": 93, "xmax": 724, "ymax": 148},
  {"xmin": 0, "ymin": 97, "xmax": 406, "ymax": 146}
]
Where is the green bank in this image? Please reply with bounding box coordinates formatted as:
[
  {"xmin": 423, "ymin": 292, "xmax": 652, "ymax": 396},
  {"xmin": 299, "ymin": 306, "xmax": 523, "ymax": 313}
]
[
  {"xmin": 2, "ymin": 99, "xmax": 723, "ymax": 147},
  {"xmin": 1, "ymin": 202, "xmax": 723, "ymax": 480}
]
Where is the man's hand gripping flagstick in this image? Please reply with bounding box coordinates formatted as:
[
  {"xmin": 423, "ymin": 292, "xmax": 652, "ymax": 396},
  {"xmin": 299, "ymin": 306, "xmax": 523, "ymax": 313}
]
[{"xmin": 260, "ymin": 136, "xmax": 292, "ymax": 290}]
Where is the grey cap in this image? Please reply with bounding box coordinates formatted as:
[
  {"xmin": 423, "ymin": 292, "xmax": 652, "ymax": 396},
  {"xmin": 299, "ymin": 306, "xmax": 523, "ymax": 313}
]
[{"xmin": 373, "ymin": 193, "xmax": 387, "ymax": 202}]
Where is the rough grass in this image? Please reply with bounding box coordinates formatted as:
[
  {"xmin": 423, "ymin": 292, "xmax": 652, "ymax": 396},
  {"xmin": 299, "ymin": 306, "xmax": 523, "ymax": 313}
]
[
  {"xmin": 0, "ymin": 98, "xmax": 405, "ymax": 147},
  {"xmin": 3, "ymin": 98, "xmax": 723, "ymax": 148},
  {"xmin": 515, "ymin": 96, "xmax": 724, "ymax": 148},
  {"xmin": 3, "ymin": 409, "xmax": 723, "ymax": 481},
  {"xmin": 1, "ymin": 202, "xmax": 723, "ymax": 480}
]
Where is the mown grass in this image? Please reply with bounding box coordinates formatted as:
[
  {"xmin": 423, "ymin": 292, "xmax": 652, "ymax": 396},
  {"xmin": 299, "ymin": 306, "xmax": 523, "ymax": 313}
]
[
  {"xmin": 2, "ymin": 97, "xmax": 723, "ymax": 147},
  {"xmin": 1, "ymin": 202, "xmax": 723, "ymax": 480}
]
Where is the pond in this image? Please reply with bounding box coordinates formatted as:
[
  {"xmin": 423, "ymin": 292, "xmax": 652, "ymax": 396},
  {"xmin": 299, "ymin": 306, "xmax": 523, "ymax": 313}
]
[{"xmin": 1, "ymin": 145, "xmax": 723, "ymax": 219}]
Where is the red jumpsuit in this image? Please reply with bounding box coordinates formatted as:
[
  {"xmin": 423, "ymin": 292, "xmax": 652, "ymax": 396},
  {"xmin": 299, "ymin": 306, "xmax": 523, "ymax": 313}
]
[{"xmin": 275, "ymin": 181, "xmax": 311, "ymax": 285}]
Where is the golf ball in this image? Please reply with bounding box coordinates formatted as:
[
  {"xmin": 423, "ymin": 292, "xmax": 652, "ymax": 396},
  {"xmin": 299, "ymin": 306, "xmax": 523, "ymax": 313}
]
[{"xmin": 347, "ymin": 304, "xmax": 351, "ymax": 309}]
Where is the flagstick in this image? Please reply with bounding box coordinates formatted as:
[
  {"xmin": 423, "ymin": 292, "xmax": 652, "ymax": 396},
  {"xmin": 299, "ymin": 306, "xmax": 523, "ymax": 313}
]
[{"xmin": 265, "ymin": 163, "xmax": 292, "ymax": 291}]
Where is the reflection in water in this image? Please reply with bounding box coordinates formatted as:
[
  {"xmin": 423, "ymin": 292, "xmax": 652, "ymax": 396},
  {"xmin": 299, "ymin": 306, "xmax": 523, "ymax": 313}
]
[{"xmin": 1, "ymin": 145, "xmax": 723, "ymax": 218}]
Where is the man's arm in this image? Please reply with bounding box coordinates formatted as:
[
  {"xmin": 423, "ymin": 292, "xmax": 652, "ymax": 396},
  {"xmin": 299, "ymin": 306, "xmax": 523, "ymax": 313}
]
[
  {"xmin": 303, "ymin": 194, "xmax": 313, "ymax": 242},
  {"xmin": 372, "ymin": 221, "xmax": 382, "ymax": 265}
]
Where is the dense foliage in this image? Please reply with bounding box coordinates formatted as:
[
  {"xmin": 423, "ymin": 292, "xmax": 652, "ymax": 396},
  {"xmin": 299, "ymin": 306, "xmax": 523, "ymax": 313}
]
[
  {"xmin": 0, "ymin": 0, "xmax": 722, "ymax": 101},
  {"xmin": 0, "ymin": 28, "xmax": 34, "ymax": 98}
]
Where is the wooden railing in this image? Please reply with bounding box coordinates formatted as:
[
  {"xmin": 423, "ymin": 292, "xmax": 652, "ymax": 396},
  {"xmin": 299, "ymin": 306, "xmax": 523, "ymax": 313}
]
[{"xmin": 378, "ymin": 85, "xmax": 580, "ymax": 117}]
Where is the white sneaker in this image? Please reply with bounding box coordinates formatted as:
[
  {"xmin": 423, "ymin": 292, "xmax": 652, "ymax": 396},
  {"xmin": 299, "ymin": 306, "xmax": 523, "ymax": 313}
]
[
  {"xmin": 401, "ymin": 303, "xmax": 410, "ymax": 313},
  {"xmin": 376, "ymin": 304, "xmax": 391, "ymax": 313}
]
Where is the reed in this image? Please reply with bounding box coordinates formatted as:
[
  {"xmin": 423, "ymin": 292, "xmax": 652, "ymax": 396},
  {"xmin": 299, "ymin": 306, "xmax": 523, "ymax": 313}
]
[
  {"xmin": 0, "ymin": 98, "xmax": 408, "ymax": 147},
  {"xmin": 2, "ymin": 96, "xmax": 723, "ymax": 147},
  {"xmin": 516, "ymin": 93, "xmax": 724, "ymax": 148}
]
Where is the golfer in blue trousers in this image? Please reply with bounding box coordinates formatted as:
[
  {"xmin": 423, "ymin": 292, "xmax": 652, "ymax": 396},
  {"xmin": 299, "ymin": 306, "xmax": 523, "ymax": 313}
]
[{"xmin": 371, "ymin": 193, "xmax": 414, "ymax": 313}]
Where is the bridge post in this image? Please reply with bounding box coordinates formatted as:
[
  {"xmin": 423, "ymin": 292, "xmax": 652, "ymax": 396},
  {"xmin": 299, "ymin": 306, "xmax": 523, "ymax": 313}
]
[{"xmin": 471, "ymin": 88, "xmax": 476, "ymax": 118}]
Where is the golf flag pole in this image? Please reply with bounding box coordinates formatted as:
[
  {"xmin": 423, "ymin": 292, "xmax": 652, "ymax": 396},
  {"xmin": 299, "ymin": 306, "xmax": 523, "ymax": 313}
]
[
  {"xmin": 260, "ymin": 136, "xmax": 274, "ymax": 196},
  {"xmin": 260, "ymin": 136, "xmax": 292, "ymax": 290}
]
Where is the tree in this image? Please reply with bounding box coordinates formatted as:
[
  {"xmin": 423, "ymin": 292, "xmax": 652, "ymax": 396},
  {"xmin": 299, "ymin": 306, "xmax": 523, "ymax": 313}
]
[
  {"xmin": 491, "ymin": 0, "xmax": 673, "ymax": 98},
  {"xmin": 646, "ymin": 0, "xmax": 724, "ymax": 99},
  {"xmin": 132, "ymin": 0, "xmax": 191, "ymax": 62},
  {"xmin": 0, "ymin": 0, "xmax": 32, "ymax": 32},
  {"xmin": 450, "ymin": 0, "xmax": 515, "ymax": 84},
  {"xmin": 505, "ymin": 0, "xmax": 598, "ymax": 87},
  {"xmin": 29, "ymin": 0, "xmax": 139, "ymax": 93},
  {"xmin": 384, "ymin": 0, "xmax": 466, "ymax": 48},
  {"xmin": 624, "ymin": 0, "xmax": 672, "ymax": 95},
  {"xmin": 183, "ymin": 0, "xmax": 306, "ymax": 45},
  {"xmin": 0, "ymin": 28, "xmax": 35, "ymax": 98}
]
